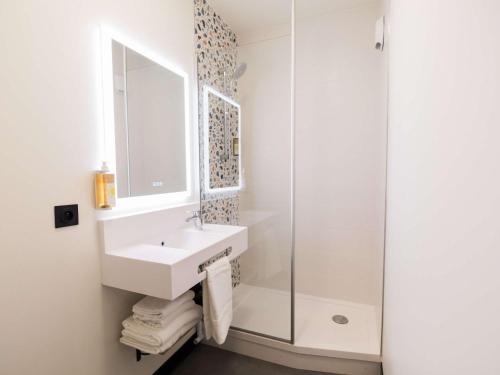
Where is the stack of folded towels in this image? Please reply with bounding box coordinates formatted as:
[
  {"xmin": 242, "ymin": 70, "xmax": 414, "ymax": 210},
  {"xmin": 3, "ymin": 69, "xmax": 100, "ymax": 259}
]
[{"xmin": 120, "ymin": 290, "xmax": 202, "ymax": 354}]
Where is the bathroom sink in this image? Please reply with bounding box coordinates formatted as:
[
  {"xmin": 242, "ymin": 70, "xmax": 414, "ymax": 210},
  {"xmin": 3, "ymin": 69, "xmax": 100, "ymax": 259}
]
[
  {"xmin": 147, "ymin": 225, "xmax": 229, "ymax": 251},
  {"xmin": 101, "ymin": 224, "xmax": 248, "ymax": 300}
]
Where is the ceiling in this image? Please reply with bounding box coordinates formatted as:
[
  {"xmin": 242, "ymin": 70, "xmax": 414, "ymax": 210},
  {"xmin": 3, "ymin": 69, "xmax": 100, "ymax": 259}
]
[
  {"xmin": 209, "ymin": 0, "xmax": 292, "ymax": 41},
  {"xmin": 295, "ymin": 0, "xmax": 379, "ymax": 19},
  {"xmin": 209, "ymin": 0, "xmax": 380, "ymax": 40}
]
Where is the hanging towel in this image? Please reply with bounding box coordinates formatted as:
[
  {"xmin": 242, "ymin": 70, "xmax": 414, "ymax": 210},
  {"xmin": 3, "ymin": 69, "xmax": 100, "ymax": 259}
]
[
  {"xmin": 132, "ymin": 290, "xmax": 195, "ymax": 320},
  {"xmin": 120, "ymin": 320, "xmax": 198, "ymax": 355},
  {"xmin": 133, "ymin": 300, "xmax": 196, "ymax": 328},
  {"xmin": 202, "ymin": 257, "xmax": 233, "ymax": 344},
  {"xmin": 122, "ymin": 304, "xmax": 202, "ymax": 347}
]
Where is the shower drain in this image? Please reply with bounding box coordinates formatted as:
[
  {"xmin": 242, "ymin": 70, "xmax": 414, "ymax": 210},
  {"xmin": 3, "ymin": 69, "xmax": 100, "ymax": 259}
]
[{"xmin": 332, "ymin": 315, "xmax": 349, "ymax": 325}]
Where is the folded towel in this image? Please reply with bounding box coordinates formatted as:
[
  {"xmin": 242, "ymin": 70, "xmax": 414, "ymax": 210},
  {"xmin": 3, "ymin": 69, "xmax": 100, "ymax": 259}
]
[
  {"xmin": 133, "ymin": 300, "xmax": 196, "ymax": 328},
  {"xmin": 202, "ymin": 257, "xmax": 233, "ymax": 344},
  {"xmin": 132, "ymin": 290, "xmax": 195, "ymax": 319},
  {"xmin": 120, "ymin": 320, "xmax": 198, "ymax": 354},
  {"xmin": 122, "ymin": 305, "xmax": 202, "ymax": 347}
]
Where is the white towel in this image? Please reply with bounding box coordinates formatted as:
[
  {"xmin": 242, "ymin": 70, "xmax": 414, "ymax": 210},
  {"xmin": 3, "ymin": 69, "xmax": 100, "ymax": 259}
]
[
  {"xmin": 122, "ymin": 305, "xmax": 202, "ymax": 347},
  {"xmin": 132, "ymin": 290, "xmax": 195, "ymax": 320},
  {"xmin": 202, "ymin": 257, "xmax": 233, "ymax": 344},
  {"xmin": 120, "ymin": 321, "xmax": 198, "ymax": 354},
  {"xmin": 133, "ymin": 300, "xmax": 196, "ymax": 328}
]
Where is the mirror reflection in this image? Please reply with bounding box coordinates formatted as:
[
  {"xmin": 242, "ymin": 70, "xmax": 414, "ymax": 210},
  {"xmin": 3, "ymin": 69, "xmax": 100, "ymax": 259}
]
[
  {"xmin": 112, "ymin": 40, "xmax": 187, "ymax": 198},
  {"xmin": 204, "ymin": 86, "xmax": 241, "ymax": 192}
]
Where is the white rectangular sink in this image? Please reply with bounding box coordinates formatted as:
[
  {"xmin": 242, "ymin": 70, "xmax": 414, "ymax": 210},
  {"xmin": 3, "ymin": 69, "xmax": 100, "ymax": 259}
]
[
  {"xmin": 101, "ymin": 224, "xmax": 248, "ymax": 300},
  {"xmin": 147, "ymin": 226, "xmax": 228, "ymax": 251}
]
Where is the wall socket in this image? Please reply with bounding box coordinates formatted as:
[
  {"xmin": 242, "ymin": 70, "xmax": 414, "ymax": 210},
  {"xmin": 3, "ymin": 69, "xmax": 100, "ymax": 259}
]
[{"xmin": 54, "ymin": 204, "xmax": 79, "ymax": 228}]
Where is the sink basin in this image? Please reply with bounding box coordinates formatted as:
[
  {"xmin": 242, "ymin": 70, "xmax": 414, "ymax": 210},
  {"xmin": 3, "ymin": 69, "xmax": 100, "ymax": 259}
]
[
  {"xmin": 147, "ymin": 226, "xmax": 228, "ymax": 251},
  {"xmin": 101, "ymin": 224, "xmax": 248, "ymax": 300}
]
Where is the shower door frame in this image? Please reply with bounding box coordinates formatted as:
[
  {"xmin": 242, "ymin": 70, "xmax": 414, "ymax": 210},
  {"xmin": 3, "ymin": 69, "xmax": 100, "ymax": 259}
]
[
  {"xmin": 290, "ymin": 0, "xmax": 296, "ymax": 346},
  {"xmin": 225, "ymin": 0, "xmax": 295, "ymax": 345},
  {"xmin": 197, "ymin": 0, "xmax": 297, "ymax": 345},
  {"xmin": 226, "ymin": 0, "xmax": 297, "ymax": 345},
  {"xmin": 229, "ymin": 0, "xmax": 296, "ymax": 345}
]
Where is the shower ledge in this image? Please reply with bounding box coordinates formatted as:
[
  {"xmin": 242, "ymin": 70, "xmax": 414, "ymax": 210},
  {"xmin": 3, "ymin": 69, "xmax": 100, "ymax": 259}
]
[{"xmin": 100, "ymin": 224, "xmax": 248, "ymax": 300}]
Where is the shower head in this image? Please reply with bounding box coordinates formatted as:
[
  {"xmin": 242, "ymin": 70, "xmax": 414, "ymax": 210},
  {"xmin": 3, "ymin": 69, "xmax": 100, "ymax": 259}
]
[{"xmin": 232, "ymin": 62, "xmax": 247, "ymax": 79}]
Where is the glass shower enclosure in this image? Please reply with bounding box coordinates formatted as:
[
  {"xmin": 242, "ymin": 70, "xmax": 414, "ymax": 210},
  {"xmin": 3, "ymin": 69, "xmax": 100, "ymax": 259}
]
[{"xmin": 195, "ymin": 0, "xmax": 387, "ymax": 355}]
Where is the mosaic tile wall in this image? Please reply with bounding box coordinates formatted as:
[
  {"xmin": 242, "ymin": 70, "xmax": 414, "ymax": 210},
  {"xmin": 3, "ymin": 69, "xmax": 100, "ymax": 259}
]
[{"xmin": 194, "ymin": 0, "xmax": 241, "ymax": 286}]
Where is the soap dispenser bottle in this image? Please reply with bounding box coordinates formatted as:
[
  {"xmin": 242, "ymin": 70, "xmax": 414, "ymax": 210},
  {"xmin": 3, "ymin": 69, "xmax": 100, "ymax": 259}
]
[{"xmin": 95, "ymin": 162, "xmax": 116, "ymax": 209}]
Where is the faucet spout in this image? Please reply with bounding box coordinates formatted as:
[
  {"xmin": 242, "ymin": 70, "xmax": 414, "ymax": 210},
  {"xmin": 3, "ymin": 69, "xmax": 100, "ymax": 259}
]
[{"xmin": 186, "ymin": 210, "xmax": 203, "ymax": 230}]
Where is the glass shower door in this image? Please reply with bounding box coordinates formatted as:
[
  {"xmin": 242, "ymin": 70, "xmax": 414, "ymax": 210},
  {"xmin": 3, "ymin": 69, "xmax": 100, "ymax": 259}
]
[{"xmin": 194, "ymin": 0, "xmax": 294, "ymax": 342}]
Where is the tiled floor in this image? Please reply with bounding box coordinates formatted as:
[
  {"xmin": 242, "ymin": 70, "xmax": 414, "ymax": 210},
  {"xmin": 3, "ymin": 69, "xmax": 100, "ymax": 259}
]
[{"xmin": 160, "ymin": 344, "xmax": 329, "ymax": 375}]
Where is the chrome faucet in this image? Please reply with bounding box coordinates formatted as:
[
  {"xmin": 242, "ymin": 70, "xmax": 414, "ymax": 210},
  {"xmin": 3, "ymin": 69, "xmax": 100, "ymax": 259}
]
[{"xmin": 186, "ymin": 210, "xmax": 203, "ymax": 230}]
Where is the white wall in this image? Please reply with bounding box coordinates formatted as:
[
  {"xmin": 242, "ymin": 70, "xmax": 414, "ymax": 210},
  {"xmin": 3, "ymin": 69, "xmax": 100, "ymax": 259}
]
[
  {"xmin": 295, "ymin": 1, "xmax": 387, "ymax": 306},
  {"xmin": 383, "ymin": 1, "xmax": 500, "ymax": 374},
  {"xmin": 0, "ymin": 1, "xmax": 195, "ymax": 374}
]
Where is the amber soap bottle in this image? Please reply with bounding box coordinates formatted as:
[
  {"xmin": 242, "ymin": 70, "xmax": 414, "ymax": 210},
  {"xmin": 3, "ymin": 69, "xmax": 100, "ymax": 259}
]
[{"xmin": 95, "ymin": 162, "xmax": 116, "ymax": 209}]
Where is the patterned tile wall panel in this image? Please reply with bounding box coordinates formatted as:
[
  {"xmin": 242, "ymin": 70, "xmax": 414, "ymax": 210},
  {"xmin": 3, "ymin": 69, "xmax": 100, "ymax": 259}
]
[{"xmin": 194, "ymin": 0, "xmax": 241, "ymax": 286}]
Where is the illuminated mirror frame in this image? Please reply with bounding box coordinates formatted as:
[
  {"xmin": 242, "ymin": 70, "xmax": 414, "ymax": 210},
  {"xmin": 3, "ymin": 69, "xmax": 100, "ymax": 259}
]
[
  {"xmin": 203, "ymin": 85, "xmax": 242, "ymax": 194},
  {"xmin": 100, "ymin": 26, "xmax": 194, "ymax": 210}
]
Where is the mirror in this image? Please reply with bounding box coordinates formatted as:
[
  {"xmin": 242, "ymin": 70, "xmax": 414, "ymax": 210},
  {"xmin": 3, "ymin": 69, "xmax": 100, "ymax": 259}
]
[
  {"xmin": 203, "ymin": 86, "xmax": 241, "ymax": 193},
  {"xmin": 111, "ymin": 40, "xmax": 189, "ymax": 198}
]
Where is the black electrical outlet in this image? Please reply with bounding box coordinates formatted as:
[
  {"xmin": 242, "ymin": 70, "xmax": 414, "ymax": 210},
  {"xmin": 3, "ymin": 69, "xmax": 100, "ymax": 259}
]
[{"xmin": 54, "ymin": 204, "xmax": 79, "ymax": 228}]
